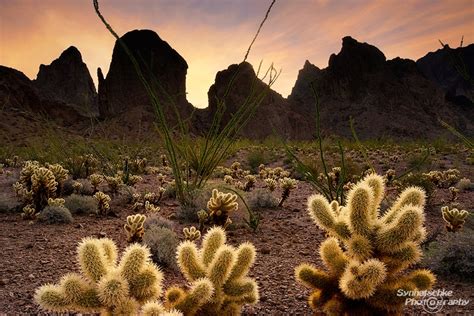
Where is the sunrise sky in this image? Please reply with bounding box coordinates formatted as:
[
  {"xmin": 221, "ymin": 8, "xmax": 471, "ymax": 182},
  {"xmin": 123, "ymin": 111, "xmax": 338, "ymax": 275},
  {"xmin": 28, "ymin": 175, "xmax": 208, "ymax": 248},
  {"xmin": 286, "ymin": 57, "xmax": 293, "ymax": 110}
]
[{"xmin": 1, "ymin": 0, "xmax": 473, "ymax": 108}]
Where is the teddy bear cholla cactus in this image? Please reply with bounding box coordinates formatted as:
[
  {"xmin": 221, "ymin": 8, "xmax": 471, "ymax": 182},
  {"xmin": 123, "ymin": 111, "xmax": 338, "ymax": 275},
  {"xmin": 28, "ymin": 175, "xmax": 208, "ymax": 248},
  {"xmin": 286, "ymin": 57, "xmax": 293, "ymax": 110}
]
[
  {"xmin": 295, "ymin": 174, "xmax": 435, "ymax": 315},
  {"xmin": 94, "ymin": 191, "xmax": 111, "ymax": 216},
  {"xmin": 34, "ymin": 237, "xmax": 209, "ymax": 315},
  {"xmin": 206, "ymin": 189, "xmax": 238, "ymax": 228},
  {"xmin": 124, "ymin": 214, "xmax": 146, "ymax": 243},
  {"xmin": 441, "ymin": 206, "xmax": 469, "ymax": 232},
  {"xmin": 168, "ymin": 227, "xmax": 258, "ymax": 315},
  {"xmin": 278, "ymin": 177, "xmax": 298, "ymax": 207},
  {"xmin": 183, "ymin": 226, "xmax": 201, "ymax": 241}
]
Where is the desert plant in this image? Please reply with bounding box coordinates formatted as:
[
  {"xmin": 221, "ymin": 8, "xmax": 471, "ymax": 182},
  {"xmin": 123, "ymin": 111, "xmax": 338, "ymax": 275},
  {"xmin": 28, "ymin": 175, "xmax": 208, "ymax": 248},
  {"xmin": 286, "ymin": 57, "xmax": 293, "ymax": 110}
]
[
  {"xmin": 72, "ymin": 181, "xmax": 83, "ymax": 194},
  {"xmin": 89, "ymin": 173, "xmax": 103, "ymax": 192},
  {"xmin": 422, "ymin": 228, "xmax": 474, "ymax": 282},
  {"xmin": 183, "ymin": 226, "xmax": 201, "ymax": 241},
  {"xmin": 263, "ymin": 178, "xmax": 277, "ymax": 191},
  {"xmin": 48, "ymin": 198, "xmax": 65, "ymax": 207},
  {"xmin": 65, "ymin": 194, "xmax": 98, "ymax": 215},
  {"xmin": 21, "ymin": 204, "xmax": 38, "ymax": 220},
  {"xmin": 124, "ymin": 214, "xmax": 146, "ymax": 243},
  {"xmin": 93, "ymin": 0, "xmax": 278, "ymax": 207},
  {"xmin": 247, "ymin": 188, "xmax": 279, "ymax": 210},
  {"xmin": 441, "ymin": 206, "xmax": 469, "ymax": 232},
  {"xmin": 46, "ymin": 163, "xmax": 69, "ymax": 195},
  {"xmin": 169, "ymin": 227, "xmax": 258, "ymax": 314},
  {"xmin": 105, "ymin": 175, "xmax": 123, "ymax": 193},
  {"xmin": 143, "ymin": 226, "xmax": 179, "ymax": 268},
  {"xmin": 145, "ymin": 201, "xmax": 161, "ymax": 214},
  {"xmin": 144, "ymin": 213, "xmax": 175, "ymax": 230},
  {"xmin": 35, "ymin": 237, "xmax": 210, "ymax": 314},
  {"xmin": 94, "ymin": 191, "xmax": 111, "ymax": 216},
  {"xmin": 31, "ymin": 167, "xmax": 58, "ymax": 212},
  {"xmin": 206, "ymin": 189, "xmax": 238, "ymax": 228},
  {"xmin": 295, "ymin": 173, "xmax": 435, "ymax": 315},
  {"xmin": 38, "ymin": 206, "xmax": 73, "ymax": 224},
  {"xmin": 242, "ymin": 175, "xmax": 257, "ymax": 192},
  {"xmin": 278, "ymin": 177, "xmax": 298, "ymax": 207},
  {"xmin": 456, "ymin": 177, "xmax": 472, "ymax": 191}
]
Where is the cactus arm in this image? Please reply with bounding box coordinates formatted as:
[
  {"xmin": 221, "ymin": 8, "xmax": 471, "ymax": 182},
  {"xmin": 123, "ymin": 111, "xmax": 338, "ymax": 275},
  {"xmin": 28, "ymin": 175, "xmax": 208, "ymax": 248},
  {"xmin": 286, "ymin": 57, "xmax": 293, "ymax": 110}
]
[
  {"xmin": 307, "ymin": 194, "xmax": 336, "ymax": 232},
  {"xmin": 78, "ymin": 238, "xmax": 108, "ymax": 283},
  {"xmin": 176, "ymin": 241, "xmax": 207, "ymax": 281},
  {"xmin": 227, "ymin": 242, "xmax": 256, "ymax": 281},
  {"xmin": 200, "ymin": 226, "xmax": 226, "ymax": 267},
  {"xmin": 347, "ymin": 185, "xmax": 373, "ymax": 237},
  {"xmin": 295, "ymin": 263, "xmax": 333, "ymax": 290},
  {"xmin": 319, "ymin": 238, "xmax": 348, "ymax": 276}
]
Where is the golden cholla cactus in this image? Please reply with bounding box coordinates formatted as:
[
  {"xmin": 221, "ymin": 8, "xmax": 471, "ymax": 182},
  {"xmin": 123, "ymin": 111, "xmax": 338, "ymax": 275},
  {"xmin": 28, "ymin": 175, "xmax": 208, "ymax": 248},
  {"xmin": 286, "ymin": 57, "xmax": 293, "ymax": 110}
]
[
  {"xmin": 169, "ymin": 227, "xmax": 258, "ymax": 315},
  {"xmin": 48, "ymin": 198, "xmax": 65, "ymax": 207},
  {"xmin": 31, "ymin": 167, "xmax": 58, "ymax": 212},
  {"xmin": 47, "ymin": 163, "xmax": 69, "ymax": 190},
  {"xmin": 34, "ymin": 237, "xmax": 209, "ymax": 315},
  {"xmin": 243, "ymin": 175, "xmax": 256, "ymax": 192},
  {"xmin": 13, "ymin": 182, "xmax": 33, "ymax": 204},
  {"xmin": 89, "ymin": 174, "xmax": 103, "ymax": 192},
  {"xmin": 128, "ymin": 175, "xmax": 143, "ymax": 186},
  {"xmin": 183, "ymin": 226, "xmax": 201, "ymax": 241},
  {"xmin": 207, "ymin": 189, "xmax": 238, "ymax": 227},
  {"xmin": 94, "ymin": 191, "xmax": 111, "ymax": 216},
  {"xmin": 278, "ymin": 177, "xmax": 298, "ymax": 207},
  {"xmin": 105, "ymin": 175, "xmax": 123, "ymax": 193},
  {"xmin": 264, "ymin": 178, "xmax": 277, "ymax": 192},
  {"xmin": 224, "ymin": 175, "xmax": 234, "ymax": 185},
  {"xmin": 19, "ymin": 160, "xmax": 40, "ymax": 189},
  {"xmin": 21, "ymin": 204, "xmax": 38, "ymax": 220},
  {"xmin": 295, "ymin": 173, "xmax": 435, "ymax": 315},
  {"xmin": 441, "ymin": 206, "xmax": 469, "ymax": 232},
  {"xmin": 145, "ymin": 201, "xmax": 160, "ymax": 214},
  {"xmin": 124, "ymin": 214, "xmax": 146, "ymax": 243},
  {"xmin": 72, "ymin": 181, "xmax": 83, "ymax": 194}
]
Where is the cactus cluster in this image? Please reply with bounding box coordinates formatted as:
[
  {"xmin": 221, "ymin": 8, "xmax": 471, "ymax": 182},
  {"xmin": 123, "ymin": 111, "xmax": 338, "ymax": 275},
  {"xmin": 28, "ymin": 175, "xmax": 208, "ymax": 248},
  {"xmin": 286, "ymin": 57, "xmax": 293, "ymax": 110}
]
[
  {"xmin": 89, "ymin": 173, "xmax": 104, "ymax": 192},
  {"xmin": 295, "ymin": 173, "xmax": 435, "ymax": 315},
  {"xmin": 263, "ymin": 178, "xmax": 277, "ymax": 192},
  {"xmin": 34, "ymin": 238, "xmax": 191, "ymax": 315},
  {"xmin": 94, "ymin": 191, "xmax": 111, "ymax": 216},
  {"xmin": 171, "ymin": 227, "xmax": 258, "ymax": 315},
  {"xmin": 48, "ymin": 198, "xmax": 66, "ymax": 207},
  {"xmin": 278, "ymin": 177, "xmax": 298, "ymax": 207},
  {"xmin": 206, "ymin": 189, "xmax": 238, "ymax": 228},
  {"xmin": 441, "ymin": 206, "xmax": 469, "ymax": 232},
  {"xmin": 124, "ymin": 214, "xmax": 147, "ymax": 243}
]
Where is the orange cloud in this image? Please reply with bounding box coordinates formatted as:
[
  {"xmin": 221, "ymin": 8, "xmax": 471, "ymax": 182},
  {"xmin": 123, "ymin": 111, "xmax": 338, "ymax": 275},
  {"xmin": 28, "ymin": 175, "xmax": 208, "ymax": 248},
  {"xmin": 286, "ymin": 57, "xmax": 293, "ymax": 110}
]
[{"xmin": 1, "ymin": 0, "xmax": 473, "ymax": 108}]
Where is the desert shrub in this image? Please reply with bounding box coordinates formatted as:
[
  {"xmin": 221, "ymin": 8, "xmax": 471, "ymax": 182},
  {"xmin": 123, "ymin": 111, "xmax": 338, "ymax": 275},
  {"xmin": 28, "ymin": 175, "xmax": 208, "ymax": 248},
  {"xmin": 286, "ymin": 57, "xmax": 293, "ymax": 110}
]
[
  {"xmin": 247, "ymin": 188, "xmax": 278, "ymax": 210},
  {"xmin": 38, "ymin": 206, "xmax": 73, "ymax": 224},
  {"xmin": 64, "ymin": 194, "xmax": 98, "ymax": 214},
  {"xmin": 142, "ymin": 225, "xmax": 178, "ymax": 269},
  {"xmin": 144, "ymin": 213, "xmax": 175, "ymax": 230},
  {"xmin": 422, "ymin": 229, "xmax": 474, "ymax": 282},
  {"xmin": 247, "ymin": 150, "xmax": 268, "ymax": 173},
  {"xmin": 456, "ymin": 177, "xmax": 472, "ymax": 191}
]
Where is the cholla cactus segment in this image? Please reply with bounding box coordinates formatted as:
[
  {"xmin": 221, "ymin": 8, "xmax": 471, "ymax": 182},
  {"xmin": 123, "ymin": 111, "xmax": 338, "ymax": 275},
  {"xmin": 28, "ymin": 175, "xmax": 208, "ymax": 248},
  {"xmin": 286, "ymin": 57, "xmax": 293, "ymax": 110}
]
[
  {"xmin": 48, "ymin": 198, "xmax": 65, "ymax": 207},
  {"xmin": 34, "ymin": 237, "xmax": 180, "ymax": 314},
  {"xmin": 128, "ymin": 175, "xmax": 143, "ymax": 186},
  {"xmin": 105, "ymin": 175, "xmax": 123, "ymax": 193},
  {"xmin": 448, "ymin": 186, "xmax": 459, "ymax": 202},
  {"xmin": 145, "ymin": 201, "xmax": 160, "ymax": 214},
  {"xmin": 207, "ymin": 189, "xmax": 238, "ymax": 227},
  {"xmin": 94, "ymin": 191, "xmax": 111, "ymax": 216},
  {"xmin": 441, "ymin": 206, "xmax": 469, "ymax": 232},
  {"xmin": 124, "ymin": 214, "xmax": 147, "ymax": 243},
  {"xmin": 21, "ymin": 204, "xmax": 38, "ymax": 220},
  {"xmin": 183, "ymin": 226, "xmax": 201, "ymax": 241},
  {"xmin": 224, "ymin": 175, "xmax": 234, "ymax": 185},
  {"xmin": 243, "ymin": 175, "xmax": 257, "ymax": 192},
  {"xmin": 295, "ymin": 173, "xmax": 435, "ymax": 314},
  {"xmin": 171, "ymin": 227, "xmax": 258, "ymax": 315},
  {"xmin": 47, "ymin": 163, "xmax": 69, "ymax": 185}
]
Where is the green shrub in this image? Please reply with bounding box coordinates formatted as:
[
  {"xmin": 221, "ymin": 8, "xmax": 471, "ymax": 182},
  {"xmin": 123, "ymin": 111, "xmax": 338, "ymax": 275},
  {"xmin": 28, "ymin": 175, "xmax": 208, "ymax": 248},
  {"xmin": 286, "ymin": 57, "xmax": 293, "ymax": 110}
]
[
  {"xmin": 142, "ymin": 226, "xmax": 178, "ymax": 269},
  {"xmin": 247, "ymin": 188, "xmax": 278, "ymax": 210},
  {"xmin": 38, "ymin": 206, "xmax": 73, "ymax": 224},
  {"xmin": 247, "ymin": 150, "xmax": 268, "ymax": 173},
  {"xmin": 144, "ymin": 213, "xmax": 175, "ymax": 230},
  {"xmin": 422, "ymin": 229, "xmax": 474, "ymax": 282},
  {"xmin": 64, "ymin": 194, "xmax": 98, "ymax": 215}
]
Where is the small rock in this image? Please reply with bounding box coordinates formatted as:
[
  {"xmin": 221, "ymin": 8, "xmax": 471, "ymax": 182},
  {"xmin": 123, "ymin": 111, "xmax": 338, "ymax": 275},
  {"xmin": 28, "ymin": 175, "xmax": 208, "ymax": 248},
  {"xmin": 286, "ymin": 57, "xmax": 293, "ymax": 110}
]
[
  {"xmin": 0, "ymin": 278, "xmax": 8, "ymax": 286},
  {"xmin": 98, "ymin": 232, "xmax": 107, "ymax": 238},
  {"xmin": 260, "ymin": 247, "xmax": 270, "ymax": 255},
  {"xmin": 28, "ymin": 274, "xmax": 34, "ymax": 279},
  {"xmin": 75, "ymin": 223, "xmax": 84, "ymax": 229}
]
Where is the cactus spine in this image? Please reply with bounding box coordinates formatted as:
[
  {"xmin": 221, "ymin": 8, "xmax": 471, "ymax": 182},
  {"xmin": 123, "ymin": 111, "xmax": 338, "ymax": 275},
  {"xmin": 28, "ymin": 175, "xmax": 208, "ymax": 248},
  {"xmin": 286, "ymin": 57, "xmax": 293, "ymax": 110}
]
[
  {"xmin": 295, "ymin": 173, "xmax": 435, "ymax": 315},
  {"xmin": 169, "ymin": 227, "xmax": 259, "ymax": 315}
]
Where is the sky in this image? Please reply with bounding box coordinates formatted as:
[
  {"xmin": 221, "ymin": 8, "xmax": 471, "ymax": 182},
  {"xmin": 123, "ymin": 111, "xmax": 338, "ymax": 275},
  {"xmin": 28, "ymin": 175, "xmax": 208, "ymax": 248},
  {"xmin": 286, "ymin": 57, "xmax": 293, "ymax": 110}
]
[{"xmin": 1, "ymin": 0, "xmax": 473, "ymax": 108}]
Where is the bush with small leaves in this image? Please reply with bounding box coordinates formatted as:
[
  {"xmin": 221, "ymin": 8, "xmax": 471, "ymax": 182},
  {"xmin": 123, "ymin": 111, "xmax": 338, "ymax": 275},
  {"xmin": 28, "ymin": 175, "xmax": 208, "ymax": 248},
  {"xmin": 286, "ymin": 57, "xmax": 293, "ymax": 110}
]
[
  {"xmin": 38, "ymin": 206, "xmax": 73, "ymax": 224},
  {"xmin": 143, "ymin": 226, "xmax": 179, "ymax": 269},
  {"xmin": 422, "ymin": 228, "xmax": 474, "ymax": 282},
  {"xmin": 124, "ymin": 214, "xmax": 146, "ymax": 243},
  {"xmin": 295, "ymin": 173, "xmax": 435, "ymax": 315},
  {"xmin": 247, "ymin": 188, "xmax": 279, "ymax": 210},
  {"xmin": 144, "ymin": 213, "xmax": 175, "ymax": 230},
  {"xmin": 64, "ymin": 194, "xmax": 98, "ymax": 215}
]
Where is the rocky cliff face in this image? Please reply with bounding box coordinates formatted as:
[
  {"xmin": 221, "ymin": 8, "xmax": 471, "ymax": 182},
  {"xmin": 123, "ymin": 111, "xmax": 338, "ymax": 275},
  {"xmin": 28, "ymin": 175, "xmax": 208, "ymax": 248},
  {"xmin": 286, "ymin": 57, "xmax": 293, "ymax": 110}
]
[
  {"xmin": 417, "ymin": 44, "xmax": 474, "ymax": 107},
  {"xmin": 34, "ymin": 46, "xmax": 98, "ymax": 116},
  {"xmin": 288, "ymin": 36, "xmax": 473, "ymax": 139},
  {"xmin": 99, "ymin": 29, "xmax": 193, "ymax": 123},
  {"xmin": 205, "ymin": 62, "xmax": 312, "ymax": 139}
]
